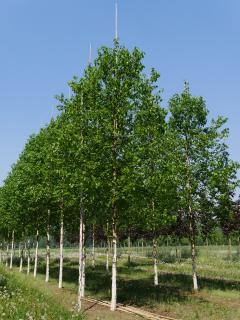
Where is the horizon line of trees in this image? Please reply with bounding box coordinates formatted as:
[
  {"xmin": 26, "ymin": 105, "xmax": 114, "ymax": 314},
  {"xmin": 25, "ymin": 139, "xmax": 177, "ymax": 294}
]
[{"xmin": 0, "ymin": 40, "xmax": 239, "ymax": 312}]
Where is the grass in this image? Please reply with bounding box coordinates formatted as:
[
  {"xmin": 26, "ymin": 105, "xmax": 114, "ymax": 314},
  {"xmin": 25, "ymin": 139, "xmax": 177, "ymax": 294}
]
[
  {"xmin": 1, "ymin": 245, "xmax": 240, "ymax": 319},
  {"xmin": 0, "ymin": 266, "xmax": 84, "ymax": 320}
]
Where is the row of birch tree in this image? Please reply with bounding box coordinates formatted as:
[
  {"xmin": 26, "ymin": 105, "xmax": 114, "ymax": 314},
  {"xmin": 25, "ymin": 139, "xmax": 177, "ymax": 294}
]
[{"xmin": 0, "ymin": 41, "xmax": 239, "ymax": 311}]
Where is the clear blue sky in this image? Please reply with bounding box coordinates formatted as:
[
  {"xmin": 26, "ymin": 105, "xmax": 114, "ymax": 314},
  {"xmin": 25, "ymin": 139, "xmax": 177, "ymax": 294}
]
[{"xmin": 1, "ymin": 0, "xmax": 240, "ymax": 184}]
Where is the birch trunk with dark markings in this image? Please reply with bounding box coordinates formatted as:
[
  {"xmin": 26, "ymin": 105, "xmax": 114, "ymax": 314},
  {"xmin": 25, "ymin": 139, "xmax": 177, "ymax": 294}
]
[
  {"xmin": 110, "ymin": 114, "xmax": 118, "ymax": 312},
  {"xmin": 46, "ymin": 210, "xmax": 51, "ymax": 282},
  {"xmin": 111, "ymin": 208, "xmax": 117, "ymax": 311}
]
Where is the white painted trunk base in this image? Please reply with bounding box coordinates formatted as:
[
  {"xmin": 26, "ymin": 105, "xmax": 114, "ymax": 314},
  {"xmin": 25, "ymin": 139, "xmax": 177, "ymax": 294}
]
[
  {"xmin": 77, "ymin": 209, "xmax": 84, "ymax": 312},
  {"xmin": 154, "ymin": 258, "xmax": 158, "ymax": 286},
  {"xmin": 106, "ymin": 244, "xmax": 109, "ymax": 272},
  {"xmin": 110, "ymin": 237, "xmax": 117, "ymax": 311},
  {"xmin": 58, "ymin": 219, "xmax": 64, "ymax": 289},
  {"xmin": 10, "ymin": 231, "xmax": 15, "ymax": 269},
  {"xmin": 5, "ymin": 243, "xmax": 9, "ymax": 267},
  {"xmin": 19, "ymin": 256, "xmax": 23, "ymax": 272},
  {"xmin": 19, "ymin": 244, "xmax": 23, "ymax": 272},
  {"xmin": 92, "ymin": 226, "xmax": 95, "ymax": 269},
  {"xmin": 27, "ymin": 239, "xmax": 30, "ymax": 275},
  {"xmin": 46, "ymin": 225, "xmax": 50, "ymax": 282},
  {"xmin": 27, "ymin": 255, "xmax": 30, "ymax": 275},
  {"xmin": 81, "ymin": 222, "xmax": 86, "ymax": 298},
  {"xmin": 190, "ymin": 237, "xmax": 198, "ymax": 292},
  {"xmin": 34, "ymin": 230, "xmax": 39, "ymax": 278}
]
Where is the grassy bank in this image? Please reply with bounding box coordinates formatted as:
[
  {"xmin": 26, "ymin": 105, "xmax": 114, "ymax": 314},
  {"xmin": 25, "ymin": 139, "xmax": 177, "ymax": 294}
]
[{"xmin": 0, "ymin": 266, "xmax": 83, "ymax": 320}]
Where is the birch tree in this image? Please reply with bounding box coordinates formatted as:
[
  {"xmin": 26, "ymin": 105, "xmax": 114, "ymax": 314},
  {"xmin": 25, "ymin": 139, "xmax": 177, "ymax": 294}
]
[
  {"xmin": 76, "ymin": 41, "xmax": 169, "ymax": 310},
  {"xmin": 168, "ymin": 83, "xmax": 238, "ymax": 291}
]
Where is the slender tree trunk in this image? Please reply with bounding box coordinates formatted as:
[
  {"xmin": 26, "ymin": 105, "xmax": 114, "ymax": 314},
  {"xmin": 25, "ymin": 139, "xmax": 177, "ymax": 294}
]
[
  {"xmin": 111, "ymin": 205, "xmax": 117, "ymax": 311},
  {"xmin": 13, "ymin": 243, "xmax": 16, "ymax": 258},
  {"xmin": 58, "ymin": 211, "xmax": 64, "ymax": 288},
  {"xmin": 24, "ymin": 241, "xmax": 27, "ymax": 259},
  {"xmin": 82, "ymin": 221, "xmax": 86, "ymax": 298},
  {"xmin": 33, "ymin": 230, "xmax": 39, "ymax": 278},
  {"xmin": 77, "ymin": 206, "xmax": 84, "ymax": 311},
  {"xmin": 110, "ymin": 84, "xmax": 118, "ymax": 311},
  {"xmin": 186, "ymin": 143, "xmax": 198, "ymax": 292},
  {"xmin": 19, "ymin": 243, "xmax": 23, "ymax": 272},
  {"xmin": 10, "ymin": 230, "xmax": 15, "ymax": 269},
  {"xmin": 27, "ymin": 239, "xmax": 31, "ymax": 275},
  {"xmin": 189, "ymin": 206, "xmax": 198, "ymax": 291},
  {"xmin": 206, "ymin": 237, "xmax": 209, "ymax": 247},
  {"xmin": 106, "ymin": 238, "xmax": 110, "ymax": 272},
  {"xmin": 0, "ymin": 242, "xmax": 3, "ymax": 264},
  {"xmin": 153, "ymin": 238, "xmax": 158, "ymax": 286},
  {"xmin": 238, "ymin": 236, "xmax": 240, "ymax": 257},
  {"xmin": 92, "ymin": 223, "xmax": 95, "ymax": 269},
  {"xmin": 5, "ymin": 240, "xmax": 9, "ymax": 267},
  {"xmin": 46, "ymin": 215, "xmax": 50, "ymax": 282},
  {"xmin": 127, "ymin": 232, "xmax": 131, "ymax": 266},
  {"xmin": 141, "ymin": 238, "xmax": 144, "ymax": 255}
]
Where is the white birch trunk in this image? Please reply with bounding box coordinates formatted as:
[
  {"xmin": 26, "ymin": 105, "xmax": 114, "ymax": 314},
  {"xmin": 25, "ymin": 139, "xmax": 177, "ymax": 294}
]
[
  {"xmin": 190, "ymin": 220, "xmax": 198, "ymax": 291},
  {"xmin": 19, "ymin": 243, "xmax": 23, "ymax": 272},
  {"xmin": 153, "ymin": 238, "xmax": 158, "ymax": 286},
  {"xmin": 27, "ymin": 239, "xmax": 31, "ymax": 275},
  {"xmin": 81, "ymin": 221, "xmax": 86, "ymax": 298},
  {"xmin": 10, "ymin": 230, "xmax": 15, "ymax": 269},
  {"xmin": 24, "ymin": 242, "xmax": 27, "ymax": 259},
  {"xmin": 5, "ymin": 241, "xmax": 9, "ymax": 267},
  {"xmin": 58, "ymin": 215, "xmax": 64, "ymax": 289},
  {"xmin": 111, "ymin": 233, "xmax": 117, "ymax": 311},
  {"xmin": 106, "ymin": 238, "xmax": 109, "ymax": 272},
  {"xmin": 110, "ymin": 87, "xmax": 118, "ymax": 311},
  {"xmin": 46, "ymin": 218, "xmax": 50, "ymax": 283},
  {"xmin": 92, "ymin": 224, "xmax": 95, "ymax": 269},
  {"xmin": 192, "ymin": 261, "xmax": 198, "ymax": 291},
  {"xmin": 0, "ymin": 243, "xmax": 3, "ymax": 264},
  {"xmin": 33, "ymin": 230, "xmax": 39, "ymax": 278},
  {"xmin": 127, "ymin": 233, "xmax": 131, "ymax": 265},
  {"xmin": 77, "ymin": 207, "xmax": 83, "ymax": 311}
]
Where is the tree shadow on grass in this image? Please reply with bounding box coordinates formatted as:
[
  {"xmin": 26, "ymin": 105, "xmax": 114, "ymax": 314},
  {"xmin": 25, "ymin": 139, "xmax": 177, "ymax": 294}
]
[
  {"xmin": 35, "ymin": 259, "xmax": 240, "ymax": 309},
  {"xmin": 158, "ymin": 272, "xmax": 240, "ymax": 292}
]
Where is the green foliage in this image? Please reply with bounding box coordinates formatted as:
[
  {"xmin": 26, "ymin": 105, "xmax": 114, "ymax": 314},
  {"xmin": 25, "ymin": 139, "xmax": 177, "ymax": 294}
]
[{"xmin": 0, "ymin": 41, "xmax": 238, "ymax": 254}]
